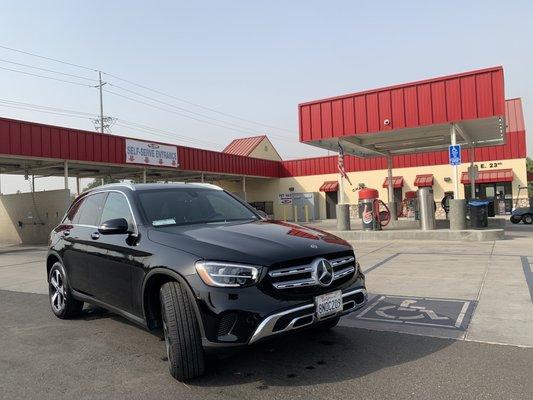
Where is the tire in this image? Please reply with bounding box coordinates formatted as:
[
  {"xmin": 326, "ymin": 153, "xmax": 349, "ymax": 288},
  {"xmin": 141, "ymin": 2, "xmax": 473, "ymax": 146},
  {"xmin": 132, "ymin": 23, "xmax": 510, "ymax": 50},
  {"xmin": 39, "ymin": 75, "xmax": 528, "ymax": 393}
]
[
  {"xmin": 160, "ymin": 281, "xmax": 205, "ymax": 381},
  {"xmin": 510, "ymin": 215, "xmax": 521, "ymax": 224},
  {"xmin": 313, "ymin": 316, "xmax": 340, "ymax": 331},
  {"xmin": 522, "ymin": 214, "xmax": 533, "ymax": 225},
  {"xmin": 48, "ymin": 261, "xmax": 84, "ymax": 319}
]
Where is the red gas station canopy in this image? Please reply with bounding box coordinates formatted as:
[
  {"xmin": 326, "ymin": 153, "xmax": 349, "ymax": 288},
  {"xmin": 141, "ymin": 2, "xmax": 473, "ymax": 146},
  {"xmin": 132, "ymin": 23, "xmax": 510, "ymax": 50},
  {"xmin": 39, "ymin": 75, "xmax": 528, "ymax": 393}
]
[{"xmin": 298, "ymin": 67, "xmax": 506, "ymax": 157}]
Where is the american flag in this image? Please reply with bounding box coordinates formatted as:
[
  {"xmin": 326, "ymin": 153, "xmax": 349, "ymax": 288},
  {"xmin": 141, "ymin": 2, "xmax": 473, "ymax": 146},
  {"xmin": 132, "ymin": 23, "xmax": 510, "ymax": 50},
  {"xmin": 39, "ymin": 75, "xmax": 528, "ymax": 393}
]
[{"xmin": 338, "ymin": 143, "xmax": 352, "ymax": 186}]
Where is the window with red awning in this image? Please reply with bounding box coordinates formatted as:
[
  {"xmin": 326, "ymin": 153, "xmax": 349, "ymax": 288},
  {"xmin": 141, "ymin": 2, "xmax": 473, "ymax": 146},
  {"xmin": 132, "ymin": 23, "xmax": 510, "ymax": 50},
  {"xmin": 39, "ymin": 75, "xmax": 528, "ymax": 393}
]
[
  {"xmin": 319, "ymin": 181, "xmax": 339, "ymax": 192},
  {"xmin": 382, "ymin": 176, "xmax": 404, "ymax": 188},
  {"xmin": 461, "ymin": 168, "xmax": 513, "ymax": 184},
  {"xmin": 414, "ymin": 174, "xmax": 434, "ymax": 187}
]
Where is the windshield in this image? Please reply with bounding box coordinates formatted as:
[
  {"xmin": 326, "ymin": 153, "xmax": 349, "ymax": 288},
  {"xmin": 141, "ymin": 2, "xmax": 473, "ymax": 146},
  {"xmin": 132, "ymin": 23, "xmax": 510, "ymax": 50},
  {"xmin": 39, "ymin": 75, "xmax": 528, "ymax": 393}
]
[{"xmin": 137, "ymin": 188, "xmax": 258, "ymax": 227}]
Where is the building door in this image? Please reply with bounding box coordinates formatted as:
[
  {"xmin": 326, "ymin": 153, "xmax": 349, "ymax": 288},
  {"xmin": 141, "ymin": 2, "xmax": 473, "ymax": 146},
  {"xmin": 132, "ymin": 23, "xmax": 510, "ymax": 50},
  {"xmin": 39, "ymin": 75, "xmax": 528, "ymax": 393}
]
[{"xmin": 325, "ymin": 191, "xmax": 338, "ymax": 219}]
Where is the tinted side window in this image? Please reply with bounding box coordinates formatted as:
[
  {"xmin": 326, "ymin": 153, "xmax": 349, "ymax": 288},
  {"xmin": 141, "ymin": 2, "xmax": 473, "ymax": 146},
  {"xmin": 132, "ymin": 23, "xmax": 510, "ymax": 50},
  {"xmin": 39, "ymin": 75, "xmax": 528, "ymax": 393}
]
[
  {"xmin": 64, "ymin": 198, "xmax": 84, "ymax": 224},
  {"xmin": 100, "ymin": 192, "xmax": 134, "ymax": 228},
  {"xmin": 77, "ymin": 193, "xmax": 106, "ymax": 226}
]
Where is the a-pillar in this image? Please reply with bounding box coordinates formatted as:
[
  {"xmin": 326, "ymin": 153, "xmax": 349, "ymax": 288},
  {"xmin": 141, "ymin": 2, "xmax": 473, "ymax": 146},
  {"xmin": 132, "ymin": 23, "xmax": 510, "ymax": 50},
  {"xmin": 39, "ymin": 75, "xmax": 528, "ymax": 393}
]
[
  {"xmin": 449, "ymin": 123, "xmax": 467, "ymax": 230},
  {"xmin": 387, "ymin": 154, "xmax": 397, "ymax": 220}
]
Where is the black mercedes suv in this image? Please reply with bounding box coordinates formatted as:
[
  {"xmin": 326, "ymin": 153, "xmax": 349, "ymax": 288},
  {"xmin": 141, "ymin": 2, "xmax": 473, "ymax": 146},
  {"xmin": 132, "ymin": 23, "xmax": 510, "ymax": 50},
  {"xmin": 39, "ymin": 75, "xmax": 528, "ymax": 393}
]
[{"xmin": 47, "ymin": 183, "xmax": 367, "ymax": 380}]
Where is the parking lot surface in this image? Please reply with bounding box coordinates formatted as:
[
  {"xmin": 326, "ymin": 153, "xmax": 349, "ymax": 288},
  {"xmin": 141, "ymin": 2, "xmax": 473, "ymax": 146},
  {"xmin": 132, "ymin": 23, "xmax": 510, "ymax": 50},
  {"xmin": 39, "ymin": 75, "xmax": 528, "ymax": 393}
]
[{"xmin": 1, "ymin": 221, "xmax": 532, "ymax": 399}]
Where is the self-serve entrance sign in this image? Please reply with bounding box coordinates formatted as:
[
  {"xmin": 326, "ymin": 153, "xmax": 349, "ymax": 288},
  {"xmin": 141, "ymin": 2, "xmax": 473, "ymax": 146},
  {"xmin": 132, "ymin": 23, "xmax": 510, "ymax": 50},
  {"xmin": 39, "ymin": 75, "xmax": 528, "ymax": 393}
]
[
  {"xmin": 126, "ymin": 139, "xmax": 178, "ymax": 167},
  {"xmin": 449, "ymin": 145, "xmax": 461, "ymax": 166}
]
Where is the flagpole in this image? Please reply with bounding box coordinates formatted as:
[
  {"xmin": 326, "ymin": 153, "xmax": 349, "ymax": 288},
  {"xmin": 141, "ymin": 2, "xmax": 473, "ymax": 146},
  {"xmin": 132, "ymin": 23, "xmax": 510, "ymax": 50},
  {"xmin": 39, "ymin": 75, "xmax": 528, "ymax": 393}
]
[{"xmin": 339, "ymin": 174, "xmax": 345, "ymax": 204}]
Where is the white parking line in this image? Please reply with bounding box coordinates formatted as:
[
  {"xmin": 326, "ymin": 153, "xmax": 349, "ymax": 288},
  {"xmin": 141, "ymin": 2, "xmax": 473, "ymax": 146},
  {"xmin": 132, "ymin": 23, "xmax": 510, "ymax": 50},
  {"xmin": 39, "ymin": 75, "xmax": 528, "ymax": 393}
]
[{"xmin": 455, "ymin": 301, "xmax": 471, "ymax": 328}]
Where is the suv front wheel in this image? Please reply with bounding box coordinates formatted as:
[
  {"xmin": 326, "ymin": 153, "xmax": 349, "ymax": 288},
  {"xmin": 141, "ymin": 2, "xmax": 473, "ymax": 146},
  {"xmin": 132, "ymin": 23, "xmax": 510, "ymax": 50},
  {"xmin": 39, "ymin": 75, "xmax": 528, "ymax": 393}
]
[{"xmin": 160, "ymin": 281, "xmax": 205, "ymax": 381}]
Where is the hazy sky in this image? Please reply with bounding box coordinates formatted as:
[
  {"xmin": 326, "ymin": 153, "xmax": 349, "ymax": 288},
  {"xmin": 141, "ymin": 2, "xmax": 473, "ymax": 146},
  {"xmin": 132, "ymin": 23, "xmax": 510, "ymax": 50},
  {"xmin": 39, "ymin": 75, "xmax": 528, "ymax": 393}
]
[{"xmin": 0, "ymin": 0, "xmax": 531, "ymax": 194}]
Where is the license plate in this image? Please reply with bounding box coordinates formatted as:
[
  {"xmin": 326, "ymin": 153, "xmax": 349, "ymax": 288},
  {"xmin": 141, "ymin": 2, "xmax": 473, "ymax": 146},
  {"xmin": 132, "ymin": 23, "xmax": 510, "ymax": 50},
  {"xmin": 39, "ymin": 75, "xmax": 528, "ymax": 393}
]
[{"xmin": 315, "ymin": 290, "xmax": 343, "ymax": 319}]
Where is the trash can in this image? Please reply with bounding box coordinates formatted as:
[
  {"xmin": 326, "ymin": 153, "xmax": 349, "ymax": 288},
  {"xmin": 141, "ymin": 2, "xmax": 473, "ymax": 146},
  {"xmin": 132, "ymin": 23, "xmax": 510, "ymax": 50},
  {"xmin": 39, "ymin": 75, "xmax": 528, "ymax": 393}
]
[
  {"xmin": 469, "ymin": 199, "xmax": 489, "ymax": 229},
  {"xmin": 358, "ymin": 188, "xmax": 380, "ymax": 231}
]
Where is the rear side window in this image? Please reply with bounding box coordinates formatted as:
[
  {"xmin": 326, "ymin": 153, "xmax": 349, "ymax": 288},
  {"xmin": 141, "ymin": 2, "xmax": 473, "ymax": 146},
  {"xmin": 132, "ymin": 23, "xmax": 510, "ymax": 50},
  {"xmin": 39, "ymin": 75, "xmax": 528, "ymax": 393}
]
[
  {"xmin": 100, "ymin": 192, "xmax": 134, "ymax": 228},
  {"xmin": 76, "ymin": 193, "xmax": 106, "ymax": 226},
  {"xmin": 64, "ymin": 198, "xmax": 84, "ymax": 224}
]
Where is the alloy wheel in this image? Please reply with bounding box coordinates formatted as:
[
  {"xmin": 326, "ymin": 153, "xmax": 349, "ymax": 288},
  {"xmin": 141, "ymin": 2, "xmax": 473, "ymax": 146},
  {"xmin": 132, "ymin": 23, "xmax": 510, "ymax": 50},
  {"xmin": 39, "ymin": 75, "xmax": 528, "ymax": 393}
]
[{"xmin": 50, "ymin": 269, "xmax": 65, "ymax": 313}]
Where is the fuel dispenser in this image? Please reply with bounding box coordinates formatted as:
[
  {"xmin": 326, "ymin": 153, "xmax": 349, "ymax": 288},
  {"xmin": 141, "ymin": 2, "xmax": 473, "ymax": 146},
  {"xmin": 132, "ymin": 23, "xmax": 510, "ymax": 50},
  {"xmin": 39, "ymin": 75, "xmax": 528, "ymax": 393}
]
[
  {"xmin": 358, "ymin": 188, "xmax": 391, "ymax": 231},
  {"xmin": 404, "ymin": 191, "xmax": 418, "ymax": 219}
]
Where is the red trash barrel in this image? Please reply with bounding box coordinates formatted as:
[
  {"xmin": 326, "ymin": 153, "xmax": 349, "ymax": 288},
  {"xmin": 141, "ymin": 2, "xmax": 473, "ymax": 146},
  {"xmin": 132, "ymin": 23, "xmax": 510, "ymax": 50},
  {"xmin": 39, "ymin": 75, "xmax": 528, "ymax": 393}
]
[{"xmin": 358, "ymin": 188, "xmax": 380, "ymax": 231}]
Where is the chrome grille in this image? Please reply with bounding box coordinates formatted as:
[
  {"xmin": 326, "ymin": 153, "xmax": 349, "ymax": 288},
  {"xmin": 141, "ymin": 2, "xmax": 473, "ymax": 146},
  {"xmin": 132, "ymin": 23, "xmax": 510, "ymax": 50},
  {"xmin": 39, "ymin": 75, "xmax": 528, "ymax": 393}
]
[{"xmin": 268, "ymin": 255, "xmax": 357, "ymax": 290}]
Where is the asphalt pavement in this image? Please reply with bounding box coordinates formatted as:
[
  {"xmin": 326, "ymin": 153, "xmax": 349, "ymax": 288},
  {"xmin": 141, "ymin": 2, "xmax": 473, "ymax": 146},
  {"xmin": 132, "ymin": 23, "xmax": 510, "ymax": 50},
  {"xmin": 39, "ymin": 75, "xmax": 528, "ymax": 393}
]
[{"xmin": 1, "ymin": 289, "xmax": 532, "ymax": 400}]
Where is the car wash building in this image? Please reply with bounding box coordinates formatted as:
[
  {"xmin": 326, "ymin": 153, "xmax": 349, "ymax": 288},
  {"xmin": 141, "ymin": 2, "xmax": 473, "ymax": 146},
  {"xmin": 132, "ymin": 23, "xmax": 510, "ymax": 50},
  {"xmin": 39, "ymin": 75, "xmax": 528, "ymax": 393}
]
[{"xmin": 0, "ymin": 66, "xmax": 529, "ymax": 244}]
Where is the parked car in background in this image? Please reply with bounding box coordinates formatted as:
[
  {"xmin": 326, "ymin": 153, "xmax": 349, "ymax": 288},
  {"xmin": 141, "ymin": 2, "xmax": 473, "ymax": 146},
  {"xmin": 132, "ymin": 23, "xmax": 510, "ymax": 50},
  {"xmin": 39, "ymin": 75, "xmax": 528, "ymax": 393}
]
[
  {"xmin": 510, "ymin": 205, "xmax": 533, "ymax": 224},
  {"xmin": 46, "ymin": 183, "xmax": 367, "ymax": 381}
]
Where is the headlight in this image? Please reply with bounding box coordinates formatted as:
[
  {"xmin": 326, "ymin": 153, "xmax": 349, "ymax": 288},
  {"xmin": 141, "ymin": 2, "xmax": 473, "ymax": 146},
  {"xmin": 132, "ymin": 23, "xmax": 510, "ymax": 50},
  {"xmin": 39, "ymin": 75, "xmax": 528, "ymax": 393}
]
[{"xmin": 195, "ymin": 261, "xmax": 262, "ymax": 287}]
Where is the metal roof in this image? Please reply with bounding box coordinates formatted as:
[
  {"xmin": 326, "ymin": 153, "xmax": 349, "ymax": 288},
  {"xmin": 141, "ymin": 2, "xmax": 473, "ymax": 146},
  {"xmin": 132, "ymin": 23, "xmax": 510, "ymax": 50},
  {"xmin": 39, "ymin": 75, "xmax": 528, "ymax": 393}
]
[
  {"xmin": 222, "ymin": 135, "xmax": 267, "ymax": 156},
  {"xmin": 299, "ymin": 66, "xmax": 506, "ymax": 157}
]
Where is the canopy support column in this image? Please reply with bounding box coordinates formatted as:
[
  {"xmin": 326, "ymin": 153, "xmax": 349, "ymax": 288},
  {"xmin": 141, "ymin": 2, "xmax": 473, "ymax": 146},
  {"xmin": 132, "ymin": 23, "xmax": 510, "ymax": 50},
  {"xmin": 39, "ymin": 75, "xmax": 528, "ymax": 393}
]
[
  {"xmin": 142, "ymin": 167, "xmax": 147, "ymax": 183},
  {"xmin": 63, "ymin": 160, "xmax": 68, "ymax": 190},
  {"xmin": 387, "ymin": 154, "xmax": 397, "ymax": 221},
  {"xmin": 242, "ymin": 176, "xmax": 247, "ymax": 201}
]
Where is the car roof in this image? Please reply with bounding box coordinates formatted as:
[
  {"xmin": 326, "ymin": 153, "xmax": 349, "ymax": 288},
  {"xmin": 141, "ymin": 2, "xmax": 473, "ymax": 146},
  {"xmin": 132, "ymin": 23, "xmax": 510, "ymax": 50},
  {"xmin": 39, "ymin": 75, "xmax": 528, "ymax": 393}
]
[{"xmin": 86, "ymin": 182, "xmax": 223, "ymax": 194}]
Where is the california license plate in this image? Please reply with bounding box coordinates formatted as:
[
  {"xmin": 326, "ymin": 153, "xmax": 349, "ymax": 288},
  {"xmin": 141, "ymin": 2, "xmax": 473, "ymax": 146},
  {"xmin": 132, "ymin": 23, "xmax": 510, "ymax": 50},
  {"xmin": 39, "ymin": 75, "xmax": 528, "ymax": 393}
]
[{"xmin": 315, "ymin": 290, "xmax": 343, "ymax": 319}]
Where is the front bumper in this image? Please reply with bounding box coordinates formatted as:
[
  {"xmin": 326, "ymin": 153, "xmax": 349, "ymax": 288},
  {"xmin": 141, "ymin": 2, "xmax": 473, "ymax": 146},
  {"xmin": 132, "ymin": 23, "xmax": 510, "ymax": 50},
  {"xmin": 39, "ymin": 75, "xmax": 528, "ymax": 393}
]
[{"xmin": 248, "ymin": 287, "xmax": 367, "ymax": 344}]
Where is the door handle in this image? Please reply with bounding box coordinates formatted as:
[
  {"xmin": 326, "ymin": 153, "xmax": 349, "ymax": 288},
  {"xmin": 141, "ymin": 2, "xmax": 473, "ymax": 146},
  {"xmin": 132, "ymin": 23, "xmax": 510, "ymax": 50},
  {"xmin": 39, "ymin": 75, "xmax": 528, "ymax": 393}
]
[{"xmin": 91, "ymin": 232, "xmax": 100, "ymax": 240}]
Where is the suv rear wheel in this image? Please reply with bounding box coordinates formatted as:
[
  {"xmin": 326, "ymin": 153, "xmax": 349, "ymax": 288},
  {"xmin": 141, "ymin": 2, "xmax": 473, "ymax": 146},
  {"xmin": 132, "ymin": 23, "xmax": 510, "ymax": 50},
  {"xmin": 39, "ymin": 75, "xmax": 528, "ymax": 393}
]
[
  {"xmin": 160, "ymin": 281, "xmax": 205, "ymax": 381},
  {"xmin": 48, "ymin": 261, "xmax": 84, "ymax": 319},
  {"xmin": 523, "ymin": 214, "xmax": 533, "ymax": 225}
]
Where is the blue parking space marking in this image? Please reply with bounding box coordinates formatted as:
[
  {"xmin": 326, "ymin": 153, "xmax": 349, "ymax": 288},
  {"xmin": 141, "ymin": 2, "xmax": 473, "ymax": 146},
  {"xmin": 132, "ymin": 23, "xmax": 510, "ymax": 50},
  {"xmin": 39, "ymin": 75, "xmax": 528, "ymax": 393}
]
[{"xmin": 355, "ymin": 295, "xmax": 476, "ymax": 330}]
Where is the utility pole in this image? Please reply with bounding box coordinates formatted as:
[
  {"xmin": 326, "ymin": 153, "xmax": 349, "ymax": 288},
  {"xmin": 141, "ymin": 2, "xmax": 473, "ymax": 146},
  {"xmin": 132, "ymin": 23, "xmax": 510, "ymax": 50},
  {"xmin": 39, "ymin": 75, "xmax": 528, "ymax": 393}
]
[{"xmin": 98, "ymin": 71, "xmax": 105, "ymax": 134}]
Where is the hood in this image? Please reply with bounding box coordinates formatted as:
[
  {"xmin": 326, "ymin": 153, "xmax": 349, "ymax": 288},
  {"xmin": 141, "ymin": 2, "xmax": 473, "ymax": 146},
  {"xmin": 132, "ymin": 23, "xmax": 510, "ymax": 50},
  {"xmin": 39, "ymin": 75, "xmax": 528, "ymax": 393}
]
[{"xmin": 147, "ymin": 220, "xmax": 352, "ymax": 266}]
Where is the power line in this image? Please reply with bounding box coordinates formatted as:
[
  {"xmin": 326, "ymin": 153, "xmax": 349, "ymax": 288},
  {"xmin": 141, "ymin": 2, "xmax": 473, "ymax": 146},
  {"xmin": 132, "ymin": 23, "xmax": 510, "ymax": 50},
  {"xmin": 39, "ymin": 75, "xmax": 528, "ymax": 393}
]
[
  {"xmin": 0, "ymin": 44, "xmax": 298, "ymax": 141},
  {"xmin": 0, "ymin": 98, "xmax": 96, "ymax": 117},
  {"xmin": 0, "ymin": 58, "xmax": 97, "ymax": 81},
  {"xmin": 0, "ymin": 65, "xmax": 93, "ymax": 87},
  {"xmin": 0, "ymin": 44, "xmax": 96, "ymax": 71},
  {"xmin": 104, "ymin": 88, "xmax": 259, "ymax": 136},
  {"xmin": 108, "ymin": 82, "xmax": 269, "ymax": 134},
  {"xmin": 0, "ymin": 103, "xmax": 96, "ymax": 120},
  {"xmin": 104, "ymin": 72, "xmax": 295, "ymax": 134}
]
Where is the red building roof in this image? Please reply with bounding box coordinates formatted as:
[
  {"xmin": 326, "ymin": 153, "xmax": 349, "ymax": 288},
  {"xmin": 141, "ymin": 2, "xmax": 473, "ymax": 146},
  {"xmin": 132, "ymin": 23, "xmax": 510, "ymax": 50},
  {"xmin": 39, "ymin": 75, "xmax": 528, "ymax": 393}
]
[{"xmin": 222, "ymin": 135, "xmax": 266, "ymax": 156}]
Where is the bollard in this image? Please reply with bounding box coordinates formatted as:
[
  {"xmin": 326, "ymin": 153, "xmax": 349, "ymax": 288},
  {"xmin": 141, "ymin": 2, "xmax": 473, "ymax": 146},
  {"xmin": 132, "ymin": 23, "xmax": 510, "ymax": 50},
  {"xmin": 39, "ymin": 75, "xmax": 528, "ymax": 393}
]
[
  {"xmin": 336, "ymin": 204, "xmax": 351, "ymax": 231},
  {"xmin": 293, "ymin": 205, "xmax": 298, "ymax": 222},
  {"xmin": 449, "ymin": 199, "xmax": 467, "ymax": 230}
]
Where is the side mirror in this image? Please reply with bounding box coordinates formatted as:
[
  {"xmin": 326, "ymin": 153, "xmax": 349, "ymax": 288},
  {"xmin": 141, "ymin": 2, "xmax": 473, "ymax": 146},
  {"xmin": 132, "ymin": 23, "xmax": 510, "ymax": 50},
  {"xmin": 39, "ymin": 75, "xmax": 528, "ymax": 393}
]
[
  {"xmin": 256, "ymin": 209, "xmax": 268, "ymax": 220},
  {"xmin": 98, "ymin": 218, "xmax": 130, "ymax": 235}
]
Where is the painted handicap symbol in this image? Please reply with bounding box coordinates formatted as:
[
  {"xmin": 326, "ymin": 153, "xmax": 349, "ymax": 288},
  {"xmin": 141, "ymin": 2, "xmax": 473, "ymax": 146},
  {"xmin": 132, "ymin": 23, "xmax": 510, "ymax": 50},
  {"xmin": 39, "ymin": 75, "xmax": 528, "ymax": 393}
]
[{"xmin": 375, "ymin": 299, "xmax": 449, "ymax": 321}]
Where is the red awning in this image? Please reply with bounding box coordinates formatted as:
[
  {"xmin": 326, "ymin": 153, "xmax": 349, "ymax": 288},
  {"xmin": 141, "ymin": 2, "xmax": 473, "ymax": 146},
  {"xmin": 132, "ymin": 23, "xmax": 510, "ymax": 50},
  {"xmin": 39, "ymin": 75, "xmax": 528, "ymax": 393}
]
[
  {"xmin": 461, "ymin": 168, "xmax": 514, "ymax": 184},
  {"xmin": 414, "ymin": 174, "xmax": 434, "ymax": 187},
  {"xmin": 319, "ymin": 181, "xmax": 339, "ymax": 192},
  {"xmin": 382, "ymin": 176, "xmax": 404, "ymax": 189}
]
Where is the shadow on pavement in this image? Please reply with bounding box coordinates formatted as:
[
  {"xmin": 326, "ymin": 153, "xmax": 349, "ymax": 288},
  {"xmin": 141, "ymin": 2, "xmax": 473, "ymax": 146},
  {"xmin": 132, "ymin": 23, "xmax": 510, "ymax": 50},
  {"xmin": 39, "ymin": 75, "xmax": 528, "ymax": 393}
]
[{"xmin": 191, "ymin": 324, "xmax": 452, "ymax": 388}]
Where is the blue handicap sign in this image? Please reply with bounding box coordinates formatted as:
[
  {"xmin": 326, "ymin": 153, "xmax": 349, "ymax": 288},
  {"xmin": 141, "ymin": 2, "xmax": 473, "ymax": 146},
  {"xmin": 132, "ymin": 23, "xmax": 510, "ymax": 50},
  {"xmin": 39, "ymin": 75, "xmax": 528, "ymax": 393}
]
[{"xmin": 449, "ymin": 145, "xmax": 461, "ymax": 166}]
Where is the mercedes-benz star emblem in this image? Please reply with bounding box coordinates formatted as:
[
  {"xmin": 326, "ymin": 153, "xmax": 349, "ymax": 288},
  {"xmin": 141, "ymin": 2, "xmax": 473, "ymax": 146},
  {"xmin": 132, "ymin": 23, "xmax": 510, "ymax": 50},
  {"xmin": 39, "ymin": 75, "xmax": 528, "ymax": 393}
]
[{"xmin": 313, "ymin": 258, "xmax": 334, "ymax": 287}]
